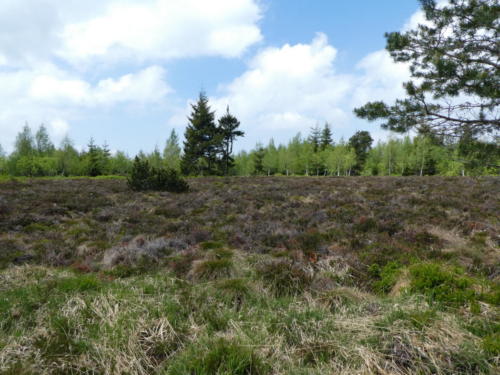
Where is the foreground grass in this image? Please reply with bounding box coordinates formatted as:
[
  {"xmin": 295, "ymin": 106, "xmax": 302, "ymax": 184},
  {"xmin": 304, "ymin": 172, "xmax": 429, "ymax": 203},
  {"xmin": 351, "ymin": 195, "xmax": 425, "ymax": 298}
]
[
  {"xmin": 1, "ymin": 260, "xmax": 497, "ymax": 374},
  {"xmin": 0, "ymin": 177, "xmax": 498, "ymax": 373}
]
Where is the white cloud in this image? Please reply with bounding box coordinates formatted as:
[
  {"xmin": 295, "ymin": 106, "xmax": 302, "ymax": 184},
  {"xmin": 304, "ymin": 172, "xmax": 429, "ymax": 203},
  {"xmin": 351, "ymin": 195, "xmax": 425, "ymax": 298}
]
[
  {"xmin": 58, "ymin": 0, "xmax": 262, "ymax": 64},
  {"xmin": 210, "ymin": 34, "xmax": 353, "ymax": 134},
  {"xmin": 29, "ymin": 66, "xmax": 171, "ymax": 106},
  {"xmin": 0, "ymin": 65, "xmax": 171, "ymax": 151},
  {"xmin": 351, "ymin": 50, "xmax": 410, "ymax": 107},
  {"xmin": 49, "ymin": 119, "xmax": 70, "ymax": 139},
  {"xmin": 0, "ymin": 0, "xmax": 262, "ymax": 68},
  {"xmin": 173, "ymin": 33, "xmax": 411, "ymax": 148},
  {"xmin": 0, "ymin": 0, "xmax": 263, "ymax": 152}
]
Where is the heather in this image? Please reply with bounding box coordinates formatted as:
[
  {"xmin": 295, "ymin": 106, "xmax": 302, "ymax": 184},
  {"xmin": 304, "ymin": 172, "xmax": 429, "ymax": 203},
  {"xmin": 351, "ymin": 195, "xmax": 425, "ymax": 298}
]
[{"xmin": 0, "ymin": 176, "xmax": 498, "ymax": 374}]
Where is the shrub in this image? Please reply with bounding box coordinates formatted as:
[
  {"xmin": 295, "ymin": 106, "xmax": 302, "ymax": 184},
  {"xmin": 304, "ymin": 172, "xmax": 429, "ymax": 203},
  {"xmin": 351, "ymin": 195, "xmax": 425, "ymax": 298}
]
[
  {"xmin": 409, "ymin": 263, "xmax": 475, "ymax": 306},
  {"xmin": 128, "ymin": 157, "xmax": 189, "ymax": 193},
  {"xmin": 369, "ymin": 261, "xmax": 402, "ymax": 294}
]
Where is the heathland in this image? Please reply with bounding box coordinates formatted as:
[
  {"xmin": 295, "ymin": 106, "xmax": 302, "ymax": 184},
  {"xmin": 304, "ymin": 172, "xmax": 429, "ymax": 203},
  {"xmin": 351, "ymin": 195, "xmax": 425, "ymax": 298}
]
[{"xmin": 0, "ymin": 176, "xmax": 498, "ymax": 374}]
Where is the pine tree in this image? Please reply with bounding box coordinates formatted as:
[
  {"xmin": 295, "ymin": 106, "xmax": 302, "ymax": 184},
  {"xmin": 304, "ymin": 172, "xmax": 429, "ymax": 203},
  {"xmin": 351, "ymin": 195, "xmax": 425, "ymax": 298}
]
[
  {"xmin": 355, "ymin": 0, "xmax": 499, "ymax": 136},
  {"xmin": 348, "ymin": 131, "xmax": 373, "ymax": 175},
  {"xmin": 87, "ymin": 138, "xmax": 102, "ymax": 177},
  {"xmin": 163, "ymin": 129, "xmax": 181, "ymax": 171},
  {"xmin": 308, "ymin": 124, "xmax": 321, "ymax": 152},
  {"xmin": 35, "ymin": 124, "xmax": 55, "ymax": 156},
  {"xmin": 252, "ymin": 144, "xmax": 266, "ymax": 176},
  {"xmin": 218, "ymin": 107, "xmax": 244, "ymax": 175},
  {"xmin": 320, "ymin": 122, "xmax": 333, "ymax": 150},
  {"xmin": 101, "ymin": 141, "xmax": 111, "ymax": 174},
  {"xmin": 181, "ymin": 92, "xmax": 218, "ymax": 175}
]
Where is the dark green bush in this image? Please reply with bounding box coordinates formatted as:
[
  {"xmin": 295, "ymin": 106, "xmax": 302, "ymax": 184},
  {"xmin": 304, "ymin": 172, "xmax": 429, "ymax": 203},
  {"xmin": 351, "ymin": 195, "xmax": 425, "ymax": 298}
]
[{"xmin": 127, "ymin": 157, "xmax": 189, "ymax": 193}]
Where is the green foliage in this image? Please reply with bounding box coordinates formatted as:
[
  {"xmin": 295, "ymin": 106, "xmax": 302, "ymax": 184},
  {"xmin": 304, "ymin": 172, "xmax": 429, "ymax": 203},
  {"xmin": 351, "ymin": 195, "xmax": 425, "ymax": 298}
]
[
  {"xmin": 482, "ymin": 333, "xmax": 500, "ymax": 356},
  {"xmin": 35, "ymin": 125, "xmax": 55, "ymax": 156},
  {"xmin": 349, "ymin": 131, "xmax": 373, "ymax": 174},
  {"xmin": 252, "ymin": 145, "xmax": 266, "ymax": 175},
  {"xmin": 163, "ymin": 129, "xmax": 181, "ymax": 171},
  {"xmin": 355, "ymin": 0, "xmax": 499, "ymax": 136},
  {"xmin": 219, "ymin": 107, "xmax": 245, "ymax": 175},
  {"xmin": 181, "ymin": 92, "xmax": 219, "ymax": 175},
  {"xmin": 320, "ymin": 122, "xmax": 333, "ymax": 150},
  {"xmin": 408, "ymin": 263, "xmax": 475, "ymax": 306},
  {"xmin": 369, "ymin": 261, "xmax": 402, "ymax": 294},
  {"xmin": 182, "ymin": 94, "xmax": 244, "ymax": 176},
  {"xmin": 128, "ymin": 156, "xmax": 189, "ymax": 193}
]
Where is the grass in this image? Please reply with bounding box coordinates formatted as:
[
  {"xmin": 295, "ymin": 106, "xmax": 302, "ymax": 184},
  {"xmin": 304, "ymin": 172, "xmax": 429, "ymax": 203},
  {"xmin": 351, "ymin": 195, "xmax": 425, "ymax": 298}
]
[{"xmin": 0, "ymin": 176, "xmax": 498, "ymax": 374}]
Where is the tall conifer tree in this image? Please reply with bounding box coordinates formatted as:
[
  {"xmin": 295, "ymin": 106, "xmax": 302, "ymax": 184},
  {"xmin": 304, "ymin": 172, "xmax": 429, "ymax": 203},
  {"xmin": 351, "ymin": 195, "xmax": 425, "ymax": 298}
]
[
  {"xmin": 320, "ymin": 122, "xmax": 333, "ymax": 150},
  {"xmin": 181, "ymin": 92, "xmax": 218, "ymax": 175},
  {"xmin": 218, "ymin": 106, "xmax": 244, "ymax": 175}
]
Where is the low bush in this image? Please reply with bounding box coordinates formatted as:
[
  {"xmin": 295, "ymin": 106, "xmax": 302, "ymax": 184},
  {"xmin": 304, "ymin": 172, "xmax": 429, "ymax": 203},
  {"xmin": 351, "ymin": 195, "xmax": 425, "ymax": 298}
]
[
  {"xmin": 408, "ymin": 263, "xmax": 475, "ymax": 306},
  {"xmin": 128, "ymin": 157, "xmax": 189, "ymax": 193},
  {"xmin": 369, "ymin": 261, "xmax": 402, "ymax": 294}
]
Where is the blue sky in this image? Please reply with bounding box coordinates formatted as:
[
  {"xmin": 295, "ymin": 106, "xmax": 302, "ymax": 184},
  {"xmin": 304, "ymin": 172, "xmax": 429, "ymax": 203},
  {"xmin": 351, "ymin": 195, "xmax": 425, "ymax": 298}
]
[{"xmin": 0, "ymin": 0, "xmax": 423, "ymax": 155}]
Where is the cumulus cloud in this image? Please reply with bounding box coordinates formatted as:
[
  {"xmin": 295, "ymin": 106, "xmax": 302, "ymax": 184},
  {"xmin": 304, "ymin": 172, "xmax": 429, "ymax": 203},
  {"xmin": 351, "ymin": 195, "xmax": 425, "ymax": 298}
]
[
  {"xmin": 0, "ymin": 0, "xmax": 262, "ymax": 67},
  {"xmin": 49, "ymin": 119, "xmax": 70, "ymax": 138},
  {"xmin": 190, "ymin": 33, "xmax": 412, "ymax": 147},
  {"xmin": 29, "ymin": 66, "xmax": 171, "ymax": 106},
  {"xmin": 58, "ymin": 0, "xmax": 262, "ymax": 63},
  {"xmin": 0, "ymin": 0, "xmax": 263, "ymax": 152},
  {"xmin": 0, "ymin": 65, "xmax": 171, "ymax": 151},
  {"xmin": 210, "ymin": 34, "xmax": 352, "ymax": 133}
]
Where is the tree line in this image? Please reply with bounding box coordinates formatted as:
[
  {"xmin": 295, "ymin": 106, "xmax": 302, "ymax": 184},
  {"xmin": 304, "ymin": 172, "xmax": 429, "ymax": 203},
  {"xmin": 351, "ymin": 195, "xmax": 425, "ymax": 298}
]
[
  {"xmin": 234, "ymin": 125, "xmax": 499, "ymax": 177},
  {"xmin": 0, "ymin": 93, "xmax": 244, "ymax": 178},
  {"xmin": 1, "ymin": 115, "xmax": 497, "ymax": 178}
]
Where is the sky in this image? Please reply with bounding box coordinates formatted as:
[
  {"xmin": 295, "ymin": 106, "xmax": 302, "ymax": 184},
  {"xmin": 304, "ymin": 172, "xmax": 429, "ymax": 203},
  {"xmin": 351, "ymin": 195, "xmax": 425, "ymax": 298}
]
[{"xmin": 0, "ymin": 0, "xmax": 426, "ymax": 155}]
